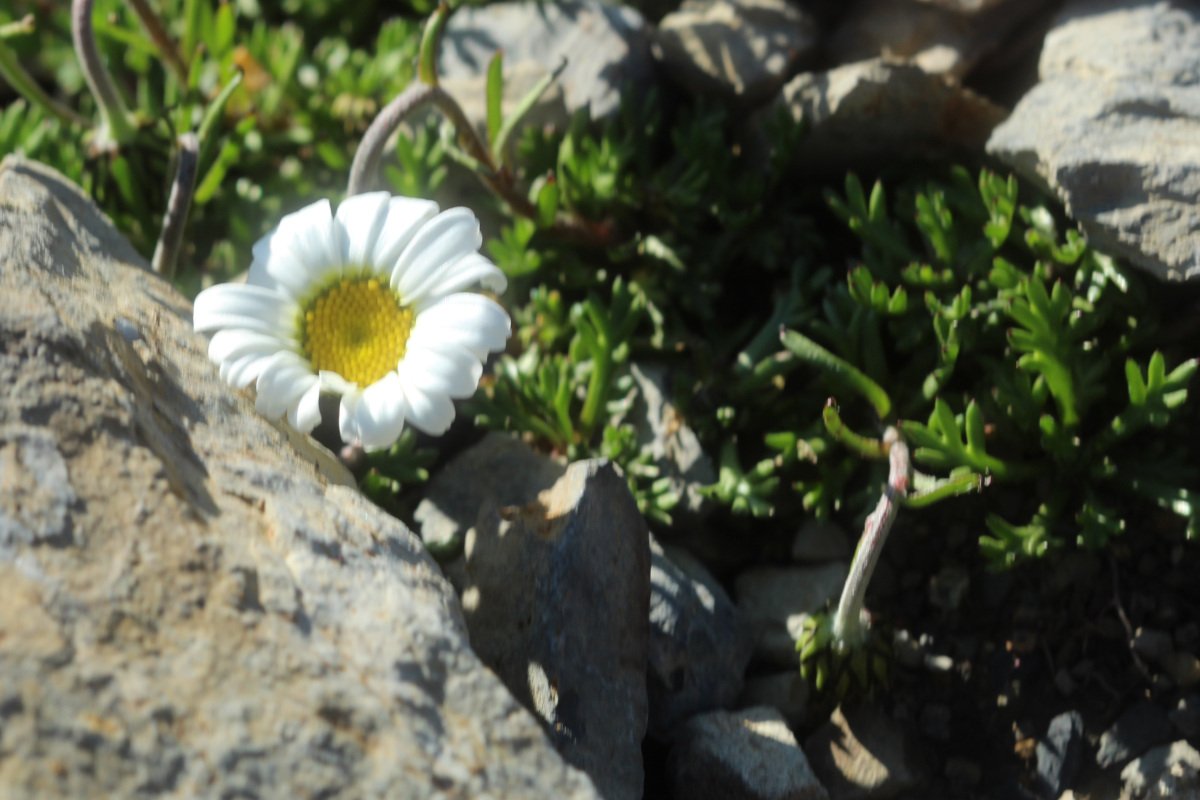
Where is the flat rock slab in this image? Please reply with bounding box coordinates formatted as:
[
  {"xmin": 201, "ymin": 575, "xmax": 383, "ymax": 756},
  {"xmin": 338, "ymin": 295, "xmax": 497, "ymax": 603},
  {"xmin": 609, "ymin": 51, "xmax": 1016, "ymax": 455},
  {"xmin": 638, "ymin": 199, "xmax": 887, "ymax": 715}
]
[
  {"xmin": 0, "ymin": 156, "xmax": 598, "ymax": 799},
  {"xmin": 987, "ymin": 0, "xmax": 1200, "ymax": 281}
]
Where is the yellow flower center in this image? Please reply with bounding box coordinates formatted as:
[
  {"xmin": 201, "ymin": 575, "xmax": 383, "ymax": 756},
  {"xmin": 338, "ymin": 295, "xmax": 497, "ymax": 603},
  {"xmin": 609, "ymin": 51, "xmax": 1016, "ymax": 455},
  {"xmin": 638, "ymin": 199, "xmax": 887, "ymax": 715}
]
[{"xmin": 301, "ymin": 277, "xmax": 414, "ymax": 386}]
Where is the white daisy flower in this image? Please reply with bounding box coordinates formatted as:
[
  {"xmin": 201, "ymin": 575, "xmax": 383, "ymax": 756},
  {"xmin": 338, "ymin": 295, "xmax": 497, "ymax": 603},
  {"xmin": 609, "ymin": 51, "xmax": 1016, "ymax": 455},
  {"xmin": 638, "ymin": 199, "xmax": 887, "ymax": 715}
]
[{"xmin": 193, "ymin": 193, "xmax": 511, "ymax": 451}]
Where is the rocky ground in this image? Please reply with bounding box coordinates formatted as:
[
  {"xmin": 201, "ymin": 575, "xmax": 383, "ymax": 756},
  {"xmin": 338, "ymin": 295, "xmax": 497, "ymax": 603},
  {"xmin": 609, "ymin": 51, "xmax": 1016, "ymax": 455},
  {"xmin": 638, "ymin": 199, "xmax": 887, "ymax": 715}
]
[{"xmin": 3, "ymin": 1, "xmax": 1200, "ymax": 799}]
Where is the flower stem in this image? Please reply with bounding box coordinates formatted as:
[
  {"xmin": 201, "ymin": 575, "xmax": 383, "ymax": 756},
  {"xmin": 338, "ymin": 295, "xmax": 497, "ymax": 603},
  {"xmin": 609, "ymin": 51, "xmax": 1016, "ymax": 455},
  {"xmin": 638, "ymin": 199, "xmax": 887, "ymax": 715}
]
[
  {"xmin": 347, "ymin": 80, "xmax": 613, "ymax": 246},
  {"xmin": 831, "ymin": 426, "xmax": 909, "ymax": 650},
  {"xmin": 72, "ymin": 0, "xmax": 136, "ymax": 149},
  {"xmin": 151, "ymin": 132, "xmax": 199, "ymax": 279},
  {"xmin": 0, "ymin": 38, "xmax": 88, "ymax": 128}
]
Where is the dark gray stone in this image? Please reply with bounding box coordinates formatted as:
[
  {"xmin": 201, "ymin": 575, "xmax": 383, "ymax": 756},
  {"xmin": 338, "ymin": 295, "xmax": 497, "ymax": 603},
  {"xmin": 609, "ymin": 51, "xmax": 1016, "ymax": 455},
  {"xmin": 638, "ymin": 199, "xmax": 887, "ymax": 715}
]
[
  {"xmin": 1035, "ymin": 710, "xmax": 1084, "ymax": 798},
  {"xmin": 1170, "ymin": 695, "xmax": 1200, "ymax": 738},
  {"xmin": 987, "ymin": 0, "xmax": 1200, "ymax": 282},
  {"xmin": 669, "ymin": 706, "xmax": 829, "ymax": 800},
  {"xmin": 463, "ymin": 459, "xmax": 651, "ymax": 800},
  {"xmin": 1134, "ymin": 628, "xmax": 1176, "ymax": 666},
  {"xmin": 738, "ymin": 671, "xmax": 811, "ymax": 727},
  {"xmin": 790, "ymin": 521, "xmax": 850, "ymax": 563},
  {"xmin": 1096, "ymin": 701, "xmax": 1173, "ymax": 770},
  {"xmin": 735, "ymin": 562, "xmax": 847, "ymax": 667},
  {"xmin": 653, "ymin": 0, "xmax": 818, "ymax": 104},
  {"xmin": 648, "ymin": 536, "xmax": 753, "ymax": 740},
  {"xmin": 627, "ymin": 363, "xmax": 715, "ymax": 520},
  {"xmin": 413, "ymin": 431, "xmax": 566, "ymax": 588},
  {"xmin": 437, "ymin": 0, "xmax": 654, "ymax": 131},
  {"xmin": 771, "ymin": 58, "xmax": 1007, "ymax": 172},
  {"xmin": 0, "ymin": 156, "xmax": 598, "ymax": 799},
  {"xmin": 805, "ymin": 705, "xmax": 923, "ymax": 800},
  {"xmin": 829, "ymin": 0, "xmax": 1046, "ymax": 78}
]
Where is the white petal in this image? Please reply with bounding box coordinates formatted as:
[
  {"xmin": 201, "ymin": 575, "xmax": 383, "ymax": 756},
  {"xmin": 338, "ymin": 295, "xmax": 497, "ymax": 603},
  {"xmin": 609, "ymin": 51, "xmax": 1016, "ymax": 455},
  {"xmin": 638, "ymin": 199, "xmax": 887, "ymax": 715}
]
[
  {"xmin": 339, "ymin": 390, "xmax": 364, "ymax": 444},
  {"xmin": 207, "ymin": 329, "xmax": 293, "ymax": 364},
  {"xmin": 410, "ymin": 293, "xmax": 511, "ymax": 358},
  {"xmin": 410, "ymin": 252, "xmax": 507, "ymax": 302},
  {"xmin": 249, "ymin": 200, "xmax": 344, "ymax": 297},
  {"xmin": 401, "ymin": 384, "xmax": 456, "ymax": 436},
  {"xmin": 397, "ymin": 342, "xmax": 482, "ymax": 399},
  {"xmin": 336, "ymin": 192, "xmax": 391, "ymax": 266},
  {"xmin": 371, "ymin": 196, "xmax": 440, "ymax": 270},
  {"xmin": 221, "ymin": 352, "xmax": 274, "ymax": 389},
  {"xmin": 317, "ymin": 370, "xmax": 356, "ymax": 397},
  {"xmin": 288, "ymin": 379, "xmax": 323, "ymax": 433},
  {"xmin": 392, "ymin": 208, "xmax": 481, "ymax": 299},
  {"xmin": 194, "ymin": 284, "xmax": 294, "ymax": 335},
  {"xmin": 354, "ymin": 372, "xmax": 408, "ymax": 451},
  {"xmin": 255, "ymin": 352, "xmax": 316, "ymax": 419}
]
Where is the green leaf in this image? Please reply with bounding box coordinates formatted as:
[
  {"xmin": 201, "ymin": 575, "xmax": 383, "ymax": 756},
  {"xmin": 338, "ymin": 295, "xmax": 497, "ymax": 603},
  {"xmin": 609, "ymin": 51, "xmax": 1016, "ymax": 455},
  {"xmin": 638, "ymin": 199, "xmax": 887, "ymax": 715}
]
[
  {"xmin": 780, "ymin": 329, "xmax": 892, "ymax": 420},
  {"xmin": 417, "ymin": 2, "xmax": 450, "ymax": 86},
  {"xmin": 485, "ymin": 50, "xmax": 504, "ymax": 147},
  {"xmin": 195, "ymin": 70, "xmax": 243, "ymax": 172},
  {"xmin": 981, "ymin": 509, "xmax": 1056, "ymax": 568},
  {"xmin": 493, "ymin": 57, "xmax": 567, "ymax": 164}
]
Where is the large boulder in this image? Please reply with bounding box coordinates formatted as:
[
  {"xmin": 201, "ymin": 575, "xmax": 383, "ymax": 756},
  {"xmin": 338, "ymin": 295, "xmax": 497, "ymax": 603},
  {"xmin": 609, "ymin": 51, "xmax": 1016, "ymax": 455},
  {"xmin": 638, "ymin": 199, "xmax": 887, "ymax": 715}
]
[{"xmin": 0, "ymin": 156, "xmax": 598, "ymax": 799}]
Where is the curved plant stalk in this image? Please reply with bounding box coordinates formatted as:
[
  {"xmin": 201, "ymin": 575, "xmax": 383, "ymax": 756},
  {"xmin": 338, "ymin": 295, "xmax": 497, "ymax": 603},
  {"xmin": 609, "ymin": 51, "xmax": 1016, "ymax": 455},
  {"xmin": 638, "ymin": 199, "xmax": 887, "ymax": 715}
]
[
  {"xmin": 346, "ymin": 5, "xmax": 610, "ymax": 246},
  {"xmin": 151, "ymin": 132, "xmax": 198, "ymax": 278},
  {"xmin": 125, "ymin": 0, "xmax": 189, "ymax": 86},
  {"xmin": 0, "ymin": 20, "xmax": 88, "ymax": 127},
  {"xmin": 72, "ymin": 0, "xmax": 137, "ymax": 150},
  {"xmin": 831, "ymin": 426, "xmax": 909, "ymax": 650}
]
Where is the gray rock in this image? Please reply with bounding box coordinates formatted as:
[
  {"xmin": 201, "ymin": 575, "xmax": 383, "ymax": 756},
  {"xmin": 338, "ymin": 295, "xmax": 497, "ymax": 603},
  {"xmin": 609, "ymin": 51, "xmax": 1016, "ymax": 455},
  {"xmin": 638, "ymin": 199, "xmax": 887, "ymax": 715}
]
[
  {"xmin": 437, "ymin": 0, "xmax": 654, "ymax": 130},
  {"xmin": 648, "ymin": 536, "xmax": 753, "ymax": 740},
  {"xmin": 1170, "ymin": 695, "xmax": 1200, "ymax": 739},
  {"xmin": 829, "ymin": 0, "xmax": 1045, "ymax": 78},
  {"xmin": 669, "ymin": 706, "xmax": 830, "ymax": 800},
  {"xmin": 653, "ymin": 0, "xmax": 818, "ymax": 104},
  {"xmin": 927, "ymin": 564, "xmax": 970, "ymax": 612},
  {"xmin": 0, "ymin": 156, "xmax": 598, "ymax": 799},
  {"xmin": 413, "ymin": 432, "xmax": 566, "ymax": 589},
  {"xmin": 627, "ymin": 363, "xmax": 715, "ymax": 520},
  {"xmin": 738, "ymin": 671, "xmax": 812, "ymax": 727},
  {"xmin": 735, "ymin": 562, "xmax": 847, "ymax": 667},
  {"xmin": 790, "ymin": 521, "xmax": 850, "ymax": 563},
  {"xmin": 1134, "ymin": 628, "xmax": 1176, "ymax": 666},
  {"xmin": 772, "ymin": 58, "xmax": 1007, "ymax": 172},
  {"xmin": 1165, "ymin": 652, "xmax": 1200, "ymax": 689},
  {"xmin": 463, "ymin": 459, "xmax": 651, "ymax": 800},
  {"xmin": 986, "ymin": 1, "xmax": 1200, "ymax": 282},
  {"xmin": 1096, "ymin": 701, "xmax": 1173, "ymax": 770},
  {"xmin": 1035, "ymin": 710, "xmax": 1084, "ymax": 798},
  {"xmin": 1121, "ymin": 740, "xmax": 1200, "ymax": 799},
  {"xmin": 805, "ymin": 705, "xmax": 923, "ymax": 800}
]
